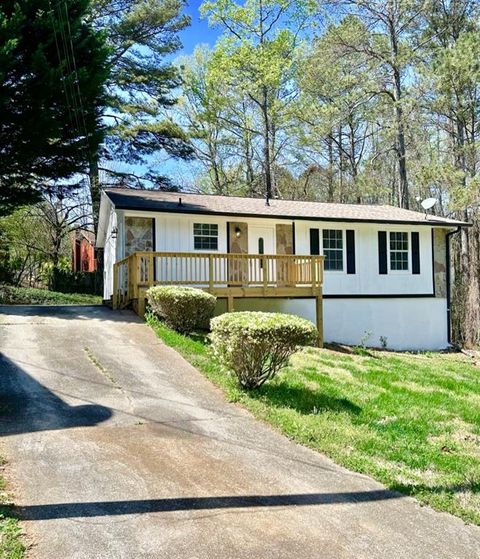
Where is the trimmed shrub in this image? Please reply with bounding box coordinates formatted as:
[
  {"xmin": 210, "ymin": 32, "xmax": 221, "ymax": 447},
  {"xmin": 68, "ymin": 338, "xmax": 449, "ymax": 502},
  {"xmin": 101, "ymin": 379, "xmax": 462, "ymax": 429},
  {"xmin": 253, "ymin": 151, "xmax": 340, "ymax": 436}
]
[
  {"xmin": 210, "ymin": 311, "xmax": 317, "ymax": 389},
  {"xmin": 147, "ymin": 286, "xmax": 216, "ymax": 333}
]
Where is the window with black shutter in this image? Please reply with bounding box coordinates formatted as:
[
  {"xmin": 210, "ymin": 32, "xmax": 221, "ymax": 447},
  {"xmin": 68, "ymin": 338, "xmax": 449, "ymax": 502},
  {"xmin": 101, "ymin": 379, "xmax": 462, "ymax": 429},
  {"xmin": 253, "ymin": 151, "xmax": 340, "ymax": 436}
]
[
  {"xmin": 323, "ymin": 229, "xmax": 344, "ymax": 271},
  {"xmin": 389, "ymin": 232, "xmax": 409, "ymax": 271}
]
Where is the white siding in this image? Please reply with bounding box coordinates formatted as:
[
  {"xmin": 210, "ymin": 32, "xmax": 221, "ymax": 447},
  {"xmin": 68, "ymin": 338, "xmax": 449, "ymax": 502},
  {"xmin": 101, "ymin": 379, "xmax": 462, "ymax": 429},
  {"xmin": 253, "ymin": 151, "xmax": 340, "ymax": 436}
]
[
  {"xmin": 117, "ymin": 210, "xmax": 435, "ymax": 296},
  {"xmin": 105, "ymin": 208, "xmax": 449, "ymax": 349},
  {"xmin": 102, "ymin": 204, "xmax": 118, "ymax": 300},
  {"xmin": 294, "ymin": 221, "xmax": 434, "ymax": 296}
]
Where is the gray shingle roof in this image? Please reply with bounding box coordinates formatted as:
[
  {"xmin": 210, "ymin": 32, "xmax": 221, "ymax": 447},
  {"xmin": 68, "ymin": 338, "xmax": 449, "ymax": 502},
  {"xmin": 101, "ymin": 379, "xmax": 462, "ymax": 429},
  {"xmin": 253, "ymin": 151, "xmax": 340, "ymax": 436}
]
[{"xmin": 104, "ymin": 188, "xmax": 468, "ymax": 227}]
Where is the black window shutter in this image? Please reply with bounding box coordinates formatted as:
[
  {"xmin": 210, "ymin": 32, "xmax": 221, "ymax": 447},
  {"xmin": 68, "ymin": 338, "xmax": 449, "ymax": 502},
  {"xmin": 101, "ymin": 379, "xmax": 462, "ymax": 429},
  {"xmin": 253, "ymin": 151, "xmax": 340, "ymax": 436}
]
[
  {"xmin": 346, "ymin": 230, "xmax": 356, "ymax": 274},
  {"xmin": 411, "ymin": 232, "xmax": 420, "ymax": 274},
  {"xmin": 310, "ymin": 228, "xmax": 320, "ymax": 255},
  {"xmin": 378, "ymin": 231, "xmax": 387, "ymax": 274}
]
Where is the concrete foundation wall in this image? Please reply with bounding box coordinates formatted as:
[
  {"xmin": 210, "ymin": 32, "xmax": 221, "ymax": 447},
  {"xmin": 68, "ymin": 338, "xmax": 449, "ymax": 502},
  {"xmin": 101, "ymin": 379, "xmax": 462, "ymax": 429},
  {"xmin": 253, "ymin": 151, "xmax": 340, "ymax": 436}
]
[{"xmin": 214, "ymin": 297, "xmax": 448, "ymax": 351}]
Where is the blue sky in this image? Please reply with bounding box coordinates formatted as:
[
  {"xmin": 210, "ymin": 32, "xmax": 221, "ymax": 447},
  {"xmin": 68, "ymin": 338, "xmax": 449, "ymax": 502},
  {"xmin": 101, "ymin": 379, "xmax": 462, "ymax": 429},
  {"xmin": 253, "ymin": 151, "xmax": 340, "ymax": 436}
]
[
  {"xmin": 158, "ymin": 1, "xmax": 223, "ymax": 187},
  {"xmin": 178, "ymin": 0, "xmax": 222, "ymax": 55}
]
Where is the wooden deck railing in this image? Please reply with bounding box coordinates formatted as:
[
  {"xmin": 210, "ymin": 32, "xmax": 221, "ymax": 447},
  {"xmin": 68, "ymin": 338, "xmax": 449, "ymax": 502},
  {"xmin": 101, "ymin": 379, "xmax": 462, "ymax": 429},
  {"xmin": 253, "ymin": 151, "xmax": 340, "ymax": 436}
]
[
  {"xmin": 113, "ymin": 251, "xmax": 324, "ymax": 310},
  {"xmin": 113, "ymin": 251, "xmax": 324, "ymax": 346}
]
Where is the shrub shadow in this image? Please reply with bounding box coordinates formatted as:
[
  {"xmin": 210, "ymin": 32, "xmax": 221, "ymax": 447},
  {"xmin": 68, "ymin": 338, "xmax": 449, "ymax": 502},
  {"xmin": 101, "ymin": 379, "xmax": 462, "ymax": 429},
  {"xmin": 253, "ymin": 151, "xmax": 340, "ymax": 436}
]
[{"xmin": 253, "ymin": 382, "xmax": 361, "ymax": 416}]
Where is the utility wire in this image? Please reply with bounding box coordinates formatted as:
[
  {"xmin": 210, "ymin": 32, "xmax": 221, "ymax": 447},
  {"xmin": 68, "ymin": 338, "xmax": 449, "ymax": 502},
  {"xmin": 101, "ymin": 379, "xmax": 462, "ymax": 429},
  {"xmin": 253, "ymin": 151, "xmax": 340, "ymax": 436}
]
[
  {"xmin": 48, "ymin": 0, "xmax": 95, "ymax": 167},
  {"xmin": 48, "ymin": 0, "xmax": 79, "ymax": 137}
]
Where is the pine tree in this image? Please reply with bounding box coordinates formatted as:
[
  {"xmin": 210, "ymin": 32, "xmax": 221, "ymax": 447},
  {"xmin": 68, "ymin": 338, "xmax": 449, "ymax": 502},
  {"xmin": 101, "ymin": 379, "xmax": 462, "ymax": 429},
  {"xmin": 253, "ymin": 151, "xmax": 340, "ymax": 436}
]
[
  {"xmin": 0, "ymin": 0, "xmax": 108, "ymax": 215},
  {"xmin": 89, "ymin": 0, "xmax": 194, "ymax": 215}
]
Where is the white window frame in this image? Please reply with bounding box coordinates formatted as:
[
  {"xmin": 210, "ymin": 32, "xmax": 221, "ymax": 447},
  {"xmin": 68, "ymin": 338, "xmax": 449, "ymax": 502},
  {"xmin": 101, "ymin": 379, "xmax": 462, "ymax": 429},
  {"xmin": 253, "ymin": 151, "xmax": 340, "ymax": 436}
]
[
  {"xmin": 388, "ymin": 231, "xmax": 410, "ymax": 273},
  {"xmin": 322, "ymin": 229, "xmax": 345, "ymax": 273},
  {"xmin": 193, "ymin": 222, "xmax": 219, "ymax": 252}
]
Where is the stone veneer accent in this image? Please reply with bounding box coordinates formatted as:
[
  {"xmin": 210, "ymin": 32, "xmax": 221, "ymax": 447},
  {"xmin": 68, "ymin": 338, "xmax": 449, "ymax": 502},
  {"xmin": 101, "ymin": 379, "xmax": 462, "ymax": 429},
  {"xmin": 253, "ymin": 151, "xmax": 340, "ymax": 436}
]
[
  {"xmin": 275, "ymin": 223, "xmax": 294, "ymax": 255},
  {"xmin": 433, "ymin": 228, "xmax": 447, "ymax": 298}
]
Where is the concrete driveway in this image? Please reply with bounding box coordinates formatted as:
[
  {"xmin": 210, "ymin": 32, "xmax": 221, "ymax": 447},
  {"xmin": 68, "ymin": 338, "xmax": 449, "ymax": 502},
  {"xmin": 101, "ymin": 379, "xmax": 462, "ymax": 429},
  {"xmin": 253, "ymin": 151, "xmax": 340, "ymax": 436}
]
[{"xmin": 0, "ymin": 305, "xmax": 479, "ymax": 559}]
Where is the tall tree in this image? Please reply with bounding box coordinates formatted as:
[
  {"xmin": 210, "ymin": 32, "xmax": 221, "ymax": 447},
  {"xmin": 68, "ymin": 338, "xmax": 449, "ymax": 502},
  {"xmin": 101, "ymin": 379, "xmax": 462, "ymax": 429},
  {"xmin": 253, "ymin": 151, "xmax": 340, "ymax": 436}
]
[
  {"xmin": 0, "ymin": 0, "xmax": 108, "ymax": 215},
  {"xmin": 329, "ymin": 0, "xmax": 428, "ymax": 208},
  {"xmin": 419, "ymin": 0, "xmax": 480, "ymax": 346},
  {"xmin": 297, "ymin": 16, "xmax": 379, "ymax": 203},
  {"xmin": 89, "ymin": 0, "xmax": 193, "ymax": 225},
  {"xmin": 179, "ymin": 45, "xmax": 264, "ymax": 195},
  {"xmin": 201, "ymin": 0, "xmax": 315, "ymax": 201},
  {"xmin": 178, "ymin": 46, "xmax": 236, "ymax": 195}
]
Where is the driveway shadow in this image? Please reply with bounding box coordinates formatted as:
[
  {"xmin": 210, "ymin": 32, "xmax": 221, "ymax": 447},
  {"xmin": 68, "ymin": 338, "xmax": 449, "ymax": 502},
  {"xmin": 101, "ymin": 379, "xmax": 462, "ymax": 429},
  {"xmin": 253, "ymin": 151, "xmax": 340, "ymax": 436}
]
[
  {"xmin": 19, "ymin": 489, "xmax": 403, "ymax": 520},
  {"xmin": 0, "ymin": 354, "xmax": 112, "ymax": 436}
]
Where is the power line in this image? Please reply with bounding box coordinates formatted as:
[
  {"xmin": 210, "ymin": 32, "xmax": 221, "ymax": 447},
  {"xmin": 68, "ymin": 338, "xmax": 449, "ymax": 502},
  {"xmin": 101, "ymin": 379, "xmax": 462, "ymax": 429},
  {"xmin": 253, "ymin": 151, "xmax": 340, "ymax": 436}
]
[
  {"xmin": 48, "ymin": 0, "xmax": 79, "ymax": 137},
  {"xmin": 48, "ymin": 0, "xmax": 95, "ymax": 168}
]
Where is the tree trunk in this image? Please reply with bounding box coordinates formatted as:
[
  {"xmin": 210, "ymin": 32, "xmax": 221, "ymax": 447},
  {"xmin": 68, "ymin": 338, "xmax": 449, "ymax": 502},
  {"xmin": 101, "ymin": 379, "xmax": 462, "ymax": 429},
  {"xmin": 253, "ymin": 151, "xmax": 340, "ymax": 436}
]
[
  {"xmin": 347, "ymin": 120, "xmax": 360, "ymax": 203},
  {"xmin": 245, "ymin": 134, "xmax": 255, "ymax": 196},
  {"xmin": 388, "ymin": 5, "xmax": 409, "ymax": 209},
  {"xmin": 327, "ymin": 135, "xmax": 335, "ymax": 202},
  {"xmin": 261, "ymin": 85, "xmax": 274, "ymax": 201},
  {"xmin": 393, "ymin": 68, "xmax": 408, "ymax": 208},
  {"xmin": 209, "ymin": 139, "xmax": 223, "ymax": 195},
  {"xmin": 89, "ymin": 157, "xmax": 101, "ymax": 235}
]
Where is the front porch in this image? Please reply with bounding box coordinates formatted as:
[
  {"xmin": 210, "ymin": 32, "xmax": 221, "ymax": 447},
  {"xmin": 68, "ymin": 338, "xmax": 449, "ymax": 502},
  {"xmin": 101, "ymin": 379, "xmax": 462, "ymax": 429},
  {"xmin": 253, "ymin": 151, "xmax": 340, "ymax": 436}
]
[{"xmin": 112, "ymin": 251, "xmax": 324, "ymax": 345}]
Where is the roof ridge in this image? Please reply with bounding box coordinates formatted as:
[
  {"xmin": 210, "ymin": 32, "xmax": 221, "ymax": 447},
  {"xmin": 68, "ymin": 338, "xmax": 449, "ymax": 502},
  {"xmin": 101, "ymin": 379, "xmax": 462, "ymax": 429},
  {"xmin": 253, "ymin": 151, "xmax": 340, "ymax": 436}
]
[{"xmin": 104, "ymin": 188, "xmax": 424, "ymax": 211}]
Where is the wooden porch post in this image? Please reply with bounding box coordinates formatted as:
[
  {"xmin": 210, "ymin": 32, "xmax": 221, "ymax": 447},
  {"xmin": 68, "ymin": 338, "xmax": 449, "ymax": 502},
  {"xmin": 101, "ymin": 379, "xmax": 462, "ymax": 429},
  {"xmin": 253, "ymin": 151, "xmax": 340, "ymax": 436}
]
[
  {"xmin": 134, "ymin": 253, "xmax": 140, "ymax": 300},
  {"xmin": 112, "ymin": 263, "xmax": 118, "ymax": 309},
  {"xmin": 137, "ymin": 287, "xmax": 147, "ymax": 319},
  {"xmin": 227, "ymin": 295, "xmax": 234, "ymax": 312}
]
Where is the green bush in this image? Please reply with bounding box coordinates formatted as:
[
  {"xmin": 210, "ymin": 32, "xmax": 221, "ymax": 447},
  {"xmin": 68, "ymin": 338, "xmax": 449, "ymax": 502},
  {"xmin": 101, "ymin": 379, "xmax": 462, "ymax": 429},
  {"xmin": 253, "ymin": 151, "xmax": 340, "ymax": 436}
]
[
  {"xmin": 210, "ymin": 311, "xmax": 317, "ymax": 389},
  {"xmin": 147, "ymin": 286, "xmax": 216, "ymax": 333}
]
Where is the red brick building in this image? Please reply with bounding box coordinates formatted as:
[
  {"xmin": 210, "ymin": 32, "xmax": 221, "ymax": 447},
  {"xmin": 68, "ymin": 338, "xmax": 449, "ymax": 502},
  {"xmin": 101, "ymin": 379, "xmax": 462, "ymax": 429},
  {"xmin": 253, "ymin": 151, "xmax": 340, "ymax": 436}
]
[{"xmin": 71, "ymin": 230, "xmax": 96, "ymax": 272}]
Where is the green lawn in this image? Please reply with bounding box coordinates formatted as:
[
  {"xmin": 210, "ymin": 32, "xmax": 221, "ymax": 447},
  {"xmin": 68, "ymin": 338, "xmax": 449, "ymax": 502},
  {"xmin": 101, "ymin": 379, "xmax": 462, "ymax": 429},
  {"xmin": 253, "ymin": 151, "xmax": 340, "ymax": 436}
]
[
  {"xmin": 0, "ymin": 285, "xmax": 102, "ymax": 305},
  {"xmin": 147, "ymin": 314, "xmax": 480, "ymax": 525},
  {"xmin": 0, "ymin": 459, "xmax": 24, "ymax": 559}
]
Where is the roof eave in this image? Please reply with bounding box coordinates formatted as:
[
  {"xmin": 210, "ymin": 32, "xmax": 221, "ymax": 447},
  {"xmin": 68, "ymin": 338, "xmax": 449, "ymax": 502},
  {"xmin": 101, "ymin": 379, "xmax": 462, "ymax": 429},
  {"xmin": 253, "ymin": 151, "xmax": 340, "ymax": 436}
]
[{"xmin": 111, "ymin": 203, "xmax": 468, "ymax": 228}]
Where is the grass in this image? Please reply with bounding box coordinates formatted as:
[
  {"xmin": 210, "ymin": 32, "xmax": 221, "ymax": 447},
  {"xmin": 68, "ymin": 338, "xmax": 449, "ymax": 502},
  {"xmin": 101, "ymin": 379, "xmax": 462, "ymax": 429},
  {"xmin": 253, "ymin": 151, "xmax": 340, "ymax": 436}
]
[
  {"xmin": 0, "ymin": 285, "xmax": 102, "ymax": 305},
  {"xmin": 0, "ymin": 459, "xmax": 24, "ymax": 559},
  {"xmin": 147, "ymin": 314, "xmax": 480, "ymax": 525}
]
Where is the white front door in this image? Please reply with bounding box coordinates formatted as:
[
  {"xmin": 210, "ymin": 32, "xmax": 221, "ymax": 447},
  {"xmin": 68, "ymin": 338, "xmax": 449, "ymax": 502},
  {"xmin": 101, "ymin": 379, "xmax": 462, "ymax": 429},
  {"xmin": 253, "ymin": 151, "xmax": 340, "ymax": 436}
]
[
  {"xmin": 248, "ymin": 226, "xmax": 275, "ymax": 283},
  {"xmin": 248, "ymin": 226, "xmax": 275, "ymax": 255}
]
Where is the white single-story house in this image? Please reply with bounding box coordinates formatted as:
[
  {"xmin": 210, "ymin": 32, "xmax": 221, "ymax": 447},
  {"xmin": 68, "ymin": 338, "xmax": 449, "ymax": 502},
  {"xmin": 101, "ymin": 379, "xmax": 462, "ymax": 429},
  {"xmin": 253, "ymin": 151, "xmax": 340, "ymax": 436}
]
[{"xmin": 96, "ymin": 188, "xmax": 468, "ymax": 351}]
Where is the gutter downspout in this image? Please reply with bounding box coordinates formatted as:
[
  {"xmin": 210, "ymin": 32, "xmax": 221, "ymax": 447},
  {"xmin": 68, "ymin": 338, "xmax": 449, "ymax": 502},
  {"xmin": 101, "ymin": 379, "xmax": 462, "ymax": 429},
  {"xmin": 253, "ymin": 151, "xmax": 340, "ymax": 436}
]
[{"xmin": 446, "ymin": 226, "xmax": 462, "ymax": 345}]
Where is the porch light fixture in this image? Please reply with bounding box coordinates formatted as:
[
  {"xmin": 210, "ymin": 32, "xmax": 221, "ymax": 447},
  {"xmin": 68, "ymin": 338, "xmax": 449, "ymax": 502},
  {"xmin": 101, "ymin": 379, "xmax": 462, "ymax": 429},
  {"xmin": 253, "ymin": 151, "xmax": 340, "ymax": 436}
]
[
  {"xmin": 235, "ymin": 226, "xmax": 242, "ymax": 238},
  {"xmin": 111, "ymin": 226, "xmax": 118, "ymax": 239}
]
